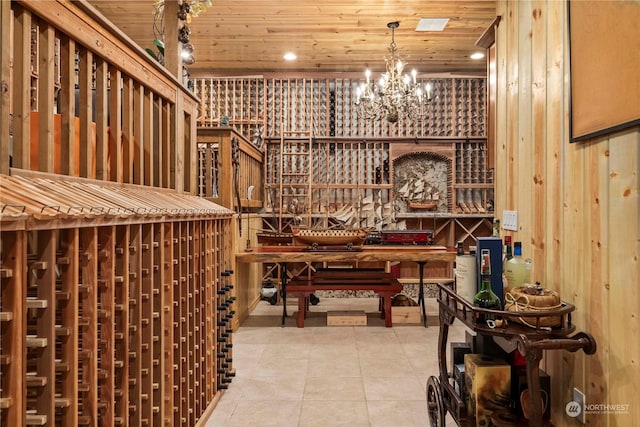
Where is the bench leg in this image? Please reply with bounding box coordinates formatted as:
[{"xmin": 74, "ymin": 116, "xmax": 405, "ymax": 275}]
[
  {"xmin": 297, "ymin": 295, "xmax": 306, "ymax": 328},
  {"xmin": 380, "ymin": 293, "xmax": 393, "ymax": 327}
]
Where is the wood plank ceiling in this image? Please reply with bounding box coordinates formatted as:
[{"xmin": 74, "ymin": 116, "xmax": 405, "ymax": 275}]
[{"xmin": 88, "ymin": 0, "xmax": 496, "ymax": 76}]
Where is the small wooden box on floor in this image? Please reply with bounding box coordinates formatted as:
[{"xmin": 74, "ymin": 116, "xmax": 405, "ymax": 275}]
[
  {"xmin": 465, "ymin": 354, "xmax": 511, "ymax": 426},
  {"xmin": 392, "ymin": 306, "xmax": 422, "ymax": 324},
  {"xmin": 327, "ymin": 310, "xmax": 367, "ymax": 326}
]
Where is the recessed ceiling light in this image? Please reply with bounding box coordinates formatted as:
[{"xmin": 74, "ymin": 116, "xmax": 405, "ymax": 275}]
[
  {"xmin": 415, "ymin": 18, "xmax": 449, "ymax": 32},
  {"xmin": 470, "ymin": 52, "xmax": 485, "ymax": 60},
  {"xmin": 283, "ymin": 52, "xmax": 297, "ymax": 61}
]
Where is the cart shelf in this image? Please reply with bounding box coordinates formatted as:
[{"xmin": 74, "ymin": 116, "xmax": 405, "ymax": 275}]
[{"xmin": 427, "ymin": 282, "xmax": 597, "ymax": 427}]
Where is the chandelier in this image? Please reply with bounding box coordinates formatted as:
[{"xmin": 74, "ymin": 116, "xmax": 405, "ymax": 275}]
[{"xmin": 355, "ymin": 22, "xmax": 432, "ymax": 123}]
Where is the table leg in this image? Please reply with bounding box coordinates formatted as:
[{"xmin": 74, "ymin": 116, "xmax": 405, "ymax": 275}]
[
  {"xmin": 280, "ymin": 262, "xmax": 288, "ymax": 327},
  {"xmin": 417, "ymin": 261, "xmax": 428, "ymax": 327}
]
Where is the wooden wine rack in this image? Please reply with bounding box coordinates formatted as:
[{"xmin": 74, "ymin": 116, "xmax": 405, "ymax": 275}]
[
  {"xmin": 194, "ymin": 77, "xmax": 266, "ymax": 141},
  {"xmin": 0, "ymin": 173, "xmax": 235, "ymax": 427},
  {"xmin": 193, "ymin": 74, "xmax": 492, "ymax": 220},
  {"xmin": 3, "ymin": 2, "xmax": 238, "ymax": 425},
  {"xmin": 193, "ymin": 75, "xmax": 486, "ymax": 139},
  {"xmin": 261, "ymin": 137, "xmax": 491, "ymax": 222}
]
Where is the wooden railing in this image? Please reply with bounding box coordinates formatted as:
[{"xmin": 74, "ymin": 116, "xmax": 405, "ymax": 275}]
[
  {"xmin": 197, "ymin": 127, "xmax": 264, "ymax": 210},
  {"xmin": 3, "ymin": 0, "xmax": 198, "ymax": 192}
]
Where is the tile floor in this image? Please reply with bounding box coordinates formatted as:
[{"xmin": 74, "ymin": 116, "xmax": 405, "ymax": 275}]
[{"xmin": 203, "ymin": 297, "xmax": 466, "ymax": 427}]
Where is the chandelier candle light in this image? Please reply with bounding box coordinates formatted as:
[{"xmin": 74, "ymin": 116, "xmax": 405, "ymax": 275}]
[{"xmin": 355, "ymin": 21, "xmax": 432, "ymax": 123}]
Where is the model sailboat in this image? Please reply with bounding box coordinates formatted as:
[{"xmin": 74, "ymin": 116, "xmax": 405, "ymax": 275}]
[
  {"xmin": 397, "ymin": 178, "xmax": 440, "ymax": 210},
  {"xmin": 291, "ymin": 191, "xmax": 395, "ymax": 248}
]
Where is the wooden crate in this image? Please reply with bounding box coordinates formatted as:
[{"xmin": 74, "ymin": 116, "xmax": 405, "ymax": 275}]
[
  {"xmin": 392, "ymin": 306, "xmax": 422, "ymax": 324},
  {"xmin": 327, "ymin": 310, "xmax": 367, "ymax": 326}
]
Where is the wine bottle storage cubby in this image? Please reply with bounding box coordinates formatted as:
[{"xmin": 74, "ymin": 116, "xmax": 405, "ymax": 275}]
[
  {"xmin": 193, "ymin": 77, "xmax": 266, "ymax": 142},
  {"xmin": 0, "ymin": 174, "xmax": 234, "ymax": 427},
  {"xmin": 453, "ymin": 140, "xmax": 493, "ymax": 214},
  {"xmin": 261, "ymin": 137, "xmax": 491, "ymax": 229},
  {"xmin": 194, "ymin": 76, "xmax": 486, "ymax": 139}
]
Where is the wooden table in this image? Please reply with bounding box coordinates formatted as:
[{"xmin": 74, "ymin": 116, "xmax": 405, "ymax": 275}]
[{"xmin": 236, "ymin": 246, "xmax": 456, "ymax": 327}]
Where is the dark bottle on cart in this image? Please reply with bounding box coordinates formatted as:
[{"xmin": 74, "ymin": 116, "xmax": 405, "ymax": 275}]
[{"xmin": 473, "ymin": 248, "xmax": 501, "ymax": 322}]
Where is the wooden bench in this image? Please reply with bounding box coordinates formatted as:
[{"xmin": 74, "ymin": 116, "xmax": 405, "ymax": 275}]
[{"xmin": 286, "ymin": 268, "xmax": 403, "ymax": 328}]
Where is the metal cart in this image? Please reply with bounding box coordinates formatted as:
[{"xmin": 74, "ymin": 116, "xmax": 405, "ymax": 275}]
[{"xmin": 427, "ymin": 282, "xmax": 597, "ymax": 427}]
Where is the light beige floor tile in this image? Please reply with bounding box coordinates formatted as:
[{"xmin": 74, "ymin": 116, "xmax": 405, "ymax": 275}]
[
  {"xmin": 402, "ymin": 343, "xmax": 439, "ymax": 373},
  {"xmin": 232, "ymin": 342, "xmax": 267, "ymax": 358},
  {"xmin": 254, "ymin": 355, "xmax": 309, "ymax": 377},
  {"xmin": 232, "ymin": 343, "xmax": 267, "ymax": 372},
  {"xmin": 353, "ymin": 326, "xmax": 399, "ymax": 340},
  {"xmin": 367, "ymin": 400, "xmax": 429, "ymax": 427},
  {"xmin": 303, "ymin": 376, "xmax": 365, "ymax": 401},
  {"xmin": 202, "ymin": 297, "xmax": 468, "ymax": 426},
  {"xmin": 356, "ymin": 341, "xmax": 406, "ymax": 359},
  {"xmin": 218, "ymin": 378, "xmax": 244, "ymax": 401},
  {"xmin": 307, "ymin": 353, "xmax": 361, "ymax": 378},
  {"xmin": 261, "ymin": 343, "xmax": 313, "ymax": 360},
  {"xmin": 393, "ymin": 326, "xmax": 435, "ymax": 343},
  {"xmin": 363, "ymin": 376, "xmax": 425, "ymax": 401},
  {"xmin": 359, "ymin": 353, "xmax": 414, "ymax": 378},
  {"xmin": 203, "ymin": 397, "xmax": 238, "ymax": 427},
  {"xmin": 231, "ymin": 359, "xmax": 261, "ymax": 378},
  {"xmin": 310, "ymin": 327, "xmax": 357, "ymax": 345},
  {"xmin": 268, "ymin": 327, "xmax": 317, "ymax": 344},
  {"xmin": 299, "ymin": 400, "xmax": 370, "ymax": 427},
  {"xmin": 401, "ymin": 342, "xmax": 437, "ymax": 359},
  {"xmin": 232, "ymin": 326, "xmax": 275, "ymax": 344},
  {"xmin": 309, "ymin": 343, "xmax": 358, "ymax": 360},
  {"xmin": 239, "ymin": 375, "xmax": 306, "ymax": 401},
  {"xmin": 227, "ymin": 400, "xmax": 301, "ymax": 427}
]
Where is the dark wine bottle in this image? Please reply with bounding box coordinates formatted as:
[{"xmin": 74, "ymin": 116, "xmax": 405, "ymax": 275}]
[{"xmin": 473, "ymin": 248, "xmax": 501, "ymax": 322}]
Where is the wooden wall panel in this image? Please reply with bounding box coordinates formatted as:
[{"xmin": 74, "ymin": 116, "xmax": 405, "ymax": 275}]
[
  {"xmin": 585, "ymin": 136, "xmax": 609, "ymax": 419},
  {"xmin": 495, "ymin": 1, "xmax": 640, "ymax": 425},
  {"xmin": 606, "ymin": 131, "xmax": 639, "ymax": 425},
  {"xmin": 233, "ymin": 214, "xmax": 263, "ymax": 327}
]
